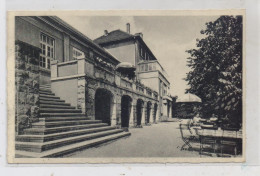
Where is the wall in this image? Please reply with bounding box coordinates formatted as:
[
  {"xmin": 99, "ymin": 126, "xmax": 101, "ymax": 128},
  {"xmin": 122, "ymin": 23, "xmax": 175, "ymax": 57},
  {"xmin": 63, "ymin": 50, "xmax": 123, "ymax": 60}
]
[
  {"xmin": 104, "ymin": 42, "xmax": 136, "ymax": 65},
  {"xmin": 51, "ymin": 78, "xmax": 78, "ymax": 107},
  {"xmin": 15, "ymin": 41, "xmax": 40, "ymax": 134},
  {"xmin": 58, "ymin": 62, "xmax": 78, "ymax": 77},
  {"xmin": 138, "ymin": 71, "xmax": 159, "ymax": 92}
]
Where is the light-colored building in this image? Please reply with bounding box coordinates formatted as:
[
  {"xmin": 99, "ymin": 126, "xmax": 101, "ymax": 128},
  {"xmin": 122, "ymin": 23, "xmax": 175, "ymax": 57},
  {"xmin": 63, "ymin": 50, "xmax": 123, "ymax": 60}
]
[
  {"xmin": 15, "ymin": 16, "xmax": 161, "ymax": 157},
  {"xmin": 94, "ymin": 23, "xmax": 172, "ymax": 119}
]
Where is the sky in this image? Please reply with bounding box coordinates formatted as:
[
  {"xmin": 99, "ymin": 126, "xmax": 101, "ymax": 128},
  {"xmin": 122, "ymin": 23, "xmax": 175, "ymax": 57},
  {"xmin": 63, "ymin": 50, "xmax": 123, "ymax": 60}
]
[{"xmin": 58, "ymin": 15, "xmax": 219, "ymax": 97}]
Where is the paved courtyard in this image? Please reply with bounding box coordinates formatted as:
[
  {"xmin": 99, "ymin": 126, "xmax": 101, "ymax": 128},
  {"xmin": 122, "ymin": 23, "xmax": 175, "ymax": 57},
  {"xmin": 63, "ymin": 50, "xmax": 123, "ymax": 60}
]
[{"xmin": 65, "ymin": 121, "xmax": 202, "ymax": 158}]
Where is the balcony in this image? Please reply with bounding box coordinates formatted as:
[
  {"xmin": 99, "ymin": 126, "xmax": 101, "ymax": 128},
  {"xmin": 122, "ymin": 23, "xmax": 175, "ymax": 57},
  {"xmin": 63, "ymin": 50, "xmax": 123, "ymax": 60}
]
[
  {"xmin": 51, "ymin": 57, "xmax": 159, "ymax": 100},
  {"xmin": 137, "ymin": 60, "xmax": 169, "ymax": 80}
]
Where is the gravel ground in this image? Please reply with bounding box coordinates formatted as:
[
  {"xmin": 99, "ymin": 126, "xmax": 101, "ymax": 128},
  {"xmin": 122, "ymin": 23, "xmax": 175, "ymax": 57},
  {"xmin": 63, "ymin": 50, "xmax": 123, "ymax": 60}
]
[{"xmin": 65, "ymin": 121, "xmax": 204, "ymax": 158}]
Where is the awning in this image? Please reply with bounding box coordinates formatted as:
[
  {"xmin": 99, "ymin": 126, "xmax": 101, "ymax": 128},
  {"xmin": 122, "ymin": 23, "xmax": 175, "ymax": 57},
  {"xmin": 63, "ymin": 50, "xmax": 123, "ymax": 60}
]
[
  {"xmin": 115, "ymin": 62, "xmax": 136, "ymax": 70},
  {"xmin": 176, "ymin": 93, "xmax": 202, "ymax": 103},
  {"xmin": 115, "ymin": 62, "xmax": 136, "ymax": 80}
]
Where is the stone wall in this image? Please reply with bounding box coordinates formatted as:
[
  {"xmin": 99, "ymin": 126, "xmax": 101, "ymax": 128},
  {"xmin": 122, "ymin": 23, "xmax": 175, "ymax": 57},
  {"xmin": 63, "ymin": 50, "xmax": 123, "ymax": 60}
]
[{"xmin": 15, "ymin": 40, "xmax": 40, "ymax": 134}]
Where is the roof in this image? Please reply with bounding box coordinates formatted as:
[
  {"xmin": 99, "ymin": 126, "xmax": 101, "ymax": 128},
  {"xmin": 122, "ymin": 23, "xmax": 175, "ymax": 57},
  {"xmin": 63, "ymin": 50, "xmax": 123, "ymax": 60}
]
[
  {"xmin": 94, "ymin": 29, "xmax": 134, "ymax": 44},
  {"xmin": 176, "ymin": 93, "xmax": 202, "ymax": 103},
  {"xmin": 94, "ymin": 29, "xmax": 158, "ymax": 62}
]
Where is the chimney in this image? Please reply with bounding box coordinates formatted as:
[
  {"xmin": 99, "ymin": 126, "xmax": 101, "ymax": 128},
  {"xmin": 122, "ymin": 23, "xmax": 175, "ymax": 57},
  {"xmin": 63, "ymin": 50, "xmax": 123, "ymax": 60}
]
[
  {"xmin": 126, "ymin": 23, "xmax": 130, "ymax": 34},
  {"xmin": 104, "ymin": 30, "xmax": 108, "ymax": 36}
]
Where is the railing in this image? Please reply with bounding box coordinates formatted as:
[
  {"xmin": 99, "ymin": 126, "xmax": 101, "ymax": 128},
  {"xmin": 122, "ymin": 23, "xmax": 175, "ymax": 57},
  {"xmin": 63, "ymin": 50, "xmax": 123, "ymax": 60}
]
[
  {"xmin": 138, "ymin": 60, "xmax": 169, "ymax": 79},
  {"xmin": 51, "ymin": 57, "xmax": 159, "ymax": 100}
]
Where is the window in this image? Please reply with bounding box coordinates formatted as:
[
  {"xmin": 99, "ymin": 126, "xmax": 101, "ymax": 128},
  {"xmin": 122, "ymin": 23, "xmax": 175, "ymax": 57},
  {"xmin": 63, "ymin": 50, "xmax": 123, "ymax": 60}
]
[
  {"xmin": 145, "ymin": 64, "xmax": 148, "ymax": 71},
  {"xmin": 140, "ymin": 48, "xmax": 144, "ymax": 57},
  {"xmin": 152, "ymin": 63, "xmax": 156, "ymax": 70},
  {"xmin": 148, "ymin": 63, "xmax": 152, "ymax": 70},
  {"xmin": 73, "ymin": 47, "xmax": 85, "ymax": 60},
  {"xmin": 140, "ymin": 65, "xmax": 144, "ymax": 71},
  {"xmin": 40, "ymin": 33, "xmax": 55, "ymax": 69}
]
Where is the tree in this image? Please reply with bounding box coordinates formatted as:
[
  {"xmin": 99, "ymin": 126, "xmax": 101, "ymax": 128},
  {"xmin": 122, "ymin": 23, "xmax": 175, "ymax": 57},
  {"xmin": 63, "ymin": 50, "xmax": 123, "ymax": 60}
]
[{"xmin": 185, "ymin": 16, "xmax": 243, "ymax": 128}]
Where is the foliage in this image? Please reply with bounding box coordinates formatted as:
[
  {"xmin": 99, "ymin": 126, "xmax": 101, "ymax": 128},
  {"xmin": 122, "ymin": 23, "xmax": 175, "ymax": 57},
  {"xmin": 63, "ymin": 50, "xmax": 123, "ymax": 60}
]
[{"xmin": 185, "ymin": 16, "xmax": 243, "ymax": 127}]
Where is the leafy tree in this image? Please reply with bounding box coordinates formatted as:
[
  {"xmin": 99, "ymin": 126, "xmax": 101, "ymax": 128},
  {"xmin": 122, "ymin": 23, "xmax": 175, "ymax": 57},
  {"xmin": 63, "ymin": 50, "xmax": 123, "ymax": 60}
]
[{"xmin": 185, "ymin": 16, "xmax": 243, "ymax": 128}]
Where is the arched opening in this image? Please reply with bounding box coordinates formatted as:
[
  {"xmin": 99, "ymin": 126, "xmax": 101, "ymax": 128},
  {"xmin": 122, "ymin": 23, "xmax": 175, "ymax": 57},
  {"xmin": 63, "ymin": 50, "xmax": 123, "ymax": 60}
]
[
  {"xmin": 146, "ymin": 101, "xmax": 152, "ymax": 124},
  {"xmin": 95, "ymin": 88, "xmax": 113, "ymax": 125},
  {"xmin": 136, "ymin": 99, "xmax": 144, "ymax": 126},
  {"xmin": 121, "ymin": 95, "xmax": 132, "ymax": 128},
  {"xmin": 153, "ymin": 103, "xmax": 158, "ymax": 123}
]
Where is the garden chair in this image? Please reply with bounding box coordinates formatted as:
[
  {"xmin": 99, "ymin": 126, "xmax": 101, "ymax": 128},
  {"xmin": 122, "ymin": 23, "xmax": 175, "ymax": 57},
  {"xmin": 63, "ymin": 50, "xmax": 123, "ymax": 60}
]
[{"xmin": 179, "ymin": 123, "xmax": 199, "ymax": 150}]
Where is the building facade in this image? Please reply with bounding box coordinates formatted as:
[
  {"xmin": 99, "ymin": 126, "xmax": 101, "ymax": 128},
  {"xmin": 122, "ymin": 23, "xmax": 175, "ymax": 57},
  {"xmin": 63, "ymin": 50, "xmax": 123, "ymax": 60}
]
[
  {"xmin": 15, "ymin": 16, "xmax": 160, "ymax": 131},
  {"xmin": 94, "ymin": 24, "xmax": 172, "ymax": 119}
]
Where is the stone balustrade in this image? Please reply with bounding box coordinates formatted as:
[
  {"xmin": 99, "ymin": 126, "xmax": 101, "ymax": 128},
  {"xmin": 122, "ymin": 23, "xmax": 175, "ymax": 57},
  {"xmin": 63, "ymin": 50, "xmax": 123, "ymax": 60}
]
[{"xmin": 51, "ymin": 57, "xmax": 158, "ymax": 100}]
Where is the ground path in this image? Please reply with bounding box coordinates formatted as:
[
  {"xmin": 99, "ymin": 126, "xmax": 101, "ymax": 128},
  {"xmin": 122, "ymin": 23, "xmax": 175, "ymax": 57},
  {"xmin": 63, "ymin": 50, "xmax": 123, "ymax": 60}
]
[{"xmin": 65, "ymin": 121, "xmax": 202, "ymax": 158}]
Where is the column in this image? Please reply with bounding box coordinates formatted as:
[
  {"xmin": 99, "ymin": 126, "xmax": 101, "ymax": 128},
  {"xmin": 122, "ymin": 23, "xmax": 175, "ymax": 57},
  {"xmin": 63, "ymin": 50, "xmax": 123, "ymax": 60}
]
[
  {"xmin": 156, "ymin": 106, "xmax": 160, "ymax": 122},
  {"xmin": 152, "ymin": 107, "xmax": 156, "ymax": 123},
  {"xmin": 77, "ymin": 77, "xmax": 86, "ymax": 115},
  {"xmin": 147, "ymin": 106, "xmax": 152, "ymax": 125},
  {"xmin": 141, "ymin": 104, "xmax": 146, "ymax": 125},
  {"xmin": 129, "ymin": 103, "xmax": 136, "ymax": 127},
  {"xmin": 63, "ymin": 33, "xmax": 70, "ymax": 62},
  {"xmin": 169, "ymin": 101, "xmax": 172, "ymax": 118},
  {"xmin": 115, "ymin": 96, "xmax": 122, "ymax": 128},
  {"xmin": 111, "ymin": 99, "xmax": 117, "ymax": 126}
]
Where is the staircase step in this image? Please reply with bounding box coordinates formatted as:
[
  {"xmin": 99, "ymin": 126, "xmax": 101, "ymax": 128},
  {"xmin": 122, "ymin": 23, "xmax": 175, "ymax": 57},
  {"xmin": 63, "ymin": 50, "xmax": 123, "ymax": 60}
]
[
  {"xmin": 39, "ymin": 91, "xmax": 55, "ymax": 96},
  {"xmin": 39, "ymin": 97, "xmax": 64, "ymax": 102},
  {"xmin": 40, "ymin": 113, "xmax": 85, "ymax": 117},
  {"xmin": 39, "ymin": 116, "xmax": 88, "ymax": 122},
  {"xmin": 32, "ymin": 120, "xmax": 102, "ymax": 128},
  {"xmin": 39, "ymin": 95, "xmax": 60, "ymax": 99},
  {"xmin": 15, "ymin": 132, "xmax": 131, "ymax": 158},
  {"xmin": 40, "ymin": 104, "xmax": 76, "ymax": 109},
  {"xmin": 24, "ymin": 123, "xmax": 108, "ymax": 135},
  {"xmin": 40, "ymin": 84, "xmax": 51, "ymax": 87},
  {"xmin": 16, "ymin": 126, "xmax": 116, "ymax": 142},
  {"xmin": 39, "ymin": 87, "xmax": 51, "ymax": 91},
  {"xmin": 40, "ymin": 108, "xmax": 81, "ymax": 113},
  {"xmin": 16, "ymin": 129, "xmax": 124, "ymax": 152},
  {"xmin": 39, "ymin": 100, "xmax": 69, "ymax": 106},
  {"xmin": 39, "ymin": 87, "xmax": 52, "ymax": 91}
]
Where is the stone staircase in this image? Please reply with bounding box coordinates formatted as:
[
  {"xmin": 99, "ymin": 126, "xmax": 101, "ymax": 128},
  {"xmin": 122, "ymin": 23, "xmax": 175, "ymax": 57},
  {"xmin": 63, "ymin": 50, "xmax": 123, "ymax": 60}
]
[{"xmin": 15, "ymin": 84, "xmax": 131, "ymax": 158}]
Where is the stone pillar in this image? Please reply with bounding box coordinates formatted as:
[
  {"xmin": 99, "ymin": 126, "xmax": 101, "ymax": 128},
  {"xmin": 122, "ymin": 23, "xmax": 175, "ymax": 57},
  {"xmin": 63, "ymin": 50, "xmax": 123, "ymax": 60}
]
[
  {"xmin": 148, "ymin": 106, "xmax": 152, "ymax": 124},
  {"xmin": 169, "ymin": 101, "xmax": 172, "ymax": 118},
  {"xmin": 152, "ymin": 107, "xmax": 156, "ymax": 123},
  {"xmin": 111, "ymin": 99, "xmax": 117, "ymax": 126},
  {"xmin": 63, "ymin": 33, "xmax": 70, "ymax": 62},
  {"xmin": 86, "ymin": 87, "xmax": 95, "ymax": 119},
  {"xmin": 156, "ymin": 106, "xmax": 160, "ymax": 123},
  {"xmin": 115, "ymin": 95, "xmax": 122, "ymax": 128},
  {"xmin": 77, "ymin": 77, "xmax": 86, "ymax": 115},
  {"xmin": 141, "ymin": 104, "xmax": 146, "ymax": 125},
  {"xmin": 129, "ymin": 102, "xmax": 136, "ymax": 127}
]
